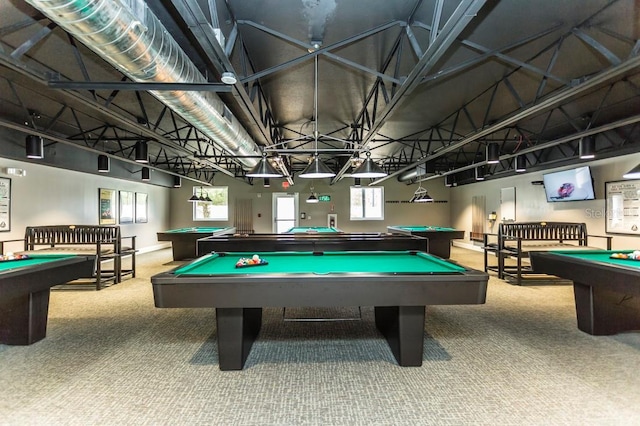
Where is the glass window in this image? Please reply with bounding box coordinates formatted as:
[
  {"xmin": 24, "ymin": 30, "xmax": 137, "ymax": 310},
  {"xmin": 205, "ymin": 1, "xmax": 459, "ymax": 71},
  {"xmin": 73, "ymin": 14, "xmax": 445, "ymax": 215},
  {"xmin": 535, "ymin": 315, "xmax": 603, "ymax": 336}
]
[
  {"xmin": 193, "ymin": 186, "xmax": 228, "ymax": 221},
  {"xmin": 350, "ymin": 186, "xmax": 384, "ymax": 220}
]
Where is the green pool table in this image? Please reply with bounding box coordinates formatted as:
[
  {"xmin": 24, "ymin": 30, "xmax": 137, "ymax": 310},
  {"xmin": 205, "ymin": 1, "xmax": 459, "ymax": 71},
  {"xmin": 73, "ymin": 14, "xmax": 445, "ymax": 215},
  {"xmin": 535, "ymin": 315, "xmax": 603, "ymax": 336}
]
[
  {"xmin": 0, "ymin": 254, "xmax": 94, "ymax": 345},
  {"xmin": 530, "ymin": 250, "xmax": 640, "ymax": 335},
  {"xmin": 284, "ymin": 226, "xmax": 342, "ymax": 233},
  {"xmin": 157, "ymin": 226, "xmax": 236, "ymax": 260},
  {"xmin": 152, "ymin": 250, "xmax": 488, "ymax": 370},
  {"xmin": 387, "ymin": 226, "xmax": 465, "ymax": 258}
]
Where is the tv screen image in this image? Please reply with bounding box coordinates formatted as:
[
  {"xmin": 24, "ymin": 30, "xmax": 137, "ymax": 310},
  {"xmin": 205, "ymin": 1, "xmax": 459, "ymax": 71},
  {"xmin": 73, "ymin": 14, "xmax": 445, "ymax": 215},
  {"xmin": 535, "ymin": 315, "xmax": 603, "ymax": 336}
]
[{"xmin": 542, "ymin": 166, "xmax": 596, "ymax": 202}]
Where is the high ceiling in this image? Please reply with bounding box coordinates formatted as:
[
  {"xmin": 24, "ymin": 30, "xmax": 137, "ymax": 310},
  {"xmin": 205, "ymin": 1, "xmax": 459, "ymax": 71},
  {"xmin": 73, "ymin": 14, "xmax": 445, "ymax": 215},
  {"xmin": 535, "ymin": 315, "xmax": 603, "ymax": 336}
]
[{"xmin": 1, "ymin": 0, "xmax": 639, "ymax": 187}]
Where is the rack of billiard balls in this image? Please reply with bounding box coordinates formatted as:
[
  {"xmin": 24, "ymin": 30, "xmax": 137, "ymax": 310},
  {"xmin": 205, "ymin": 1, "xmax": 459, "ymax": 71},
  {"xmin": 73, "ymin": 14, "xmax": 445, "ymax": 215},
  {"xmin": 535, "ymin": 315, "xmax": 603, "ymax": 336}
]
[{"xmin": 235, "ymin": 254, "xmax": 268, "ymax": 268}]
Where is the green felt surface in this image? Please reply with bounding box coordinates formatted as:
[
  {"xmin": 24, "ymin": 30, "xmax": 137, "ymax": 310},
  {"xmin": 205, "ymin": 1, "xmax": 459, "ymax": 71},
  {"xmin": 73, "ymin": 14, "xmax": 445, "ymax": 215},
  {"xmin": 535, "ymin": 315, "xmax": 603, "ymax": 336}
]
[
  {"xmin": 0, "ymin": 254, "xmax": 78, "ymax": 272},
  {"xmin": 285, "ymin": 227, "xmax": 340, "ymax": 233},
  {"xmin": 174, "ymin": 250, "xmax": 465, "ymax": 276},
  {"xmin": 549, "ymin": 250, "xmax": 640, "ymax": 269},
  {"xmin": 390, "ymin": 226, "xmax": 457, "ymax": 232},
  {"xmin": 164, "ymin": 227, "xmax": 228, "ymax": 233}
]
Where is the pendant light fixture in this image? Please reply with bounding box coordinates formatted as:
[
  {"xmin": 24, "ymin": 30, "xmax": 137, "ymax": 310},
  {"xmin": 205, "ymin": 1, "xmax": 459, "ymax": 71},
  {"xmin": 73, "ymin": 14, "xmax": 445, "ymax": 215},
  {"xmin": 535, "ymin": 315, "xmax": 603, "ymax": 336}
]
[
  {"xmin": 135, "ymin": 141, "xmax": 148, "ymax": 163},
  {"xmin": 623, "ymin": 164, "xmax": 640, "ymax": 179},
  {"xmin": 486, "ymin": 143, "xmax": 500, "ymax": 164},
  {"xmin": 173, "ymin": 175, "xmax": 181, "ymax": 188},
  {"xmin": 515, "ymin": 155, "xmax": 526, "ymax": 172},
  {"xmin": 351, "ymin": 150, "xmax": 387, "ymax": 178},
  {"xmin": 475, "ymin": 166, "xmax": 485, "ymax": 181},
  {"xmin": 26, "ymin": 135, "xmax": 44, "ymax": 159},
  {"xmin": 141, "ymin": 167, "xmax": 150, "ymax": 181},
  {"xmin": 98, "ymin": 154, "xmax": 110, "ymax": 173},
  {"xmin": 246, "ymin": 152, "xmax": 282, "ymax": 178},
  {"xmin": 410, "ymin": 181, "xmax": 433, "ymax": 203},
  {"xmin": 306, "ymin": 187, "xmax": 319, "ymax": 203},
  {"xmin": 299, "ymin": 55, "xmax": 335, "ymax": 179},
  {"xmin": 579, "ymin": 136, "xmax": 595, "ymax": 159}
]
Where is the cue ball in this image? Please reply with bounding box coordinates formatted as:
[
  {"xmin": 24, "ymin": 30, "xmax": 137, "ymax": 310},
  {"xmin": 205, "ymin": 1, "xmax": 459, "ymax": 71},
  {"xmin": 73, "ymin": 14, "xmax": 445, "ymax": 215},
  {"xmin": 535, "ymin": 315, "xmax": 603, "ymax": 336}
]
[{"xmin": 252, "ymin": 254, "xmax": 260, "ymax": 261}]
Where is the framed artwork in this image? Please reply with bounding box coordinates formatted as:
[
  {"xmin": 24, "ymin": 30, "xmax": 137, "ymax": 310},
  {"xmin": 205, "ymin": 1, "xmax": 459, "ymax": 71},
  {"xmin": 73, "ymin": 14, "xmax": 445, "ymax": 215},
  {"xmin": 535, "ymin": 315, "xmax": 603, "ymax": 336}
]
[
  {"xmin": 0, "ymin": 178, "xmax": 10, "ymax": 232},
  {"xmin": 99, "ymin": 188, "xmax": 117, "ymax": 225},
  {"xmin": 135, "ymin": 192, "xmax": 148, "ymax": 223},
  {"xmin": 605, "ymin": 180, "xmax": 640, "ymax": 235},
  {"xmin": 119, "ymin": 191, "xmax": 134, "ymax": 224}
]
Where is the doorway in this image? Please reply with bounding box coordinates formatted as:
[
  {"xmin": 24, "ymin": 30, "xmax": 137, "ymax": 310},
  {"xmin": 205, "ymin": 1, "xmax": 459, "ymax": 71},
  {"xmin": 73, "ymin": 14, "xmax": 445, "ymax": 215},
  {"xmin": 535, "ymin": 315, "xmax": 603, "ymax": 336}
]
[{"xmin": 272, "ymin": 192, "xmax": 299, "ymax": 233}]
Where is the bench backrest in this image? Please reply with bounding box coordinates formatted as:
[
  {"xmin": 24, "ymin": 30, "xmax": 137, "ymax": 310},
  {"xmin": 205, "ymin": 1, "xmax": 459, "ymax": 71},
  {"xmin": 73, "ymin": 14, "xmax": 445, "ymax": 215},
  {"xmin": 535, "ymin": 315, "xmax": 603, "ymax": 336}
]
[
  {"xmin": 24, "ymin": 225, "xmax": 121, "ymax": 250},
  {"xmin": 498, "ymin": 222, "xmax": 587, "ymax": 244}
]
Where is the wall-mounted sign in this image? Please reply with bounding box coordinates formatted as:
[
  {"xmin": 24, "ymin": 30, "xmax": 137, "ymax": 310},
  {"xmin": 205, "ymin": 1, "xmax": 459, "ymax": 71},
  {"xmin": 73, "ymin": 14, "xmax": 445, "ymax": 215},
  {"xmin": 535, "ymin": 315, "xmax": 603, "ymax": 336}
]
[{"xmin": 318, "ymin": 195, "xmax": 331, "ymax": 202}]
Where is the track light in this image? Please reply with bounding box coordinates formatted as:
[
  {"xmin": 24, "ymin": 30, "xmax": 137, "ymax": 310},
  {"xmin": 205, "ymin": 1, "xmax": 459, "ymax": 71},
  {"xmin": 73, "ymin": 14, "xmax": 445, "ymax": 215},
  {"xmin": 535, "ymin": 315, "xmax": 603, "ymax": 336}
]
[
  {"xmin": 26, "ymin": 135, "xmax": 44, "ymax": 159},
  {"xmin": 141, "ymin": 167, "xmax": 150, "ymax": 181},
  {"xmin": 135, "ymin": 141, "xmax": 148, "ymax": 163},
  {"xmin": 515, "ymin": 155, "xmax": 526, "ymax": 172},
  {"xmin": 579, "ymin": 136, "xmax": 595, "ymax": 159},
  {"xmin": 486, "ymin": 143, "xmax": 499, "ymax": 164},
  {"xmin": 98, "ymin": 154, "xmax": 110, "ymax": 173}
]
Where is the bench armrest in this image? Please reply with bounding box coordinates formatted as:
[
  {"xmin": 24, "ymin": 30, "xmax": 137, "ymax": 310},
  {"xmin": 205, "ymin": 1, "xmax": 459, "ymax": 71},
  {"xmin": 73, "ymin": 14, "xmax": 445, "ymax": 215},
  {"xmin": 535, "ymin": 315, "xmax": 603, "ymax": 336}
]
[
  {"xmin": 0, "ymin": 238, "xmax": 26, "ymax": 254},
  {"xmin": 586, "ymin": 234, "xmax": 613, "ymax": 250}
]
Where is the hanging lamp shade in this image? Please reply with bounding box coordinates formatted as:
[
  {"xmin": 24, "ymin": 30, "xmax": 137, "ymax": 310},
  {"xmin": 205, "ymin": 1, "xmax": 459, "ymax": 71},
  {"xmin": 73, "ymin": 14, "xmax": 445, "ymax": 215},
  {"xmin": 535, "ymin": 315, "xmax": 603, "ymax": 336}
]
[
  {"xmin": 98, "ymin": 154, "xmax": 110, "ymax": 172},
  {"xmin": 515, "ymin": 155, "xmax": 526, "ymax": 172},
  {"xmin": 351, "ymin": 151, "xmax": 387, "ymax": 178},
  {"xmin": 246, "ymin": 154, "xmax": 282, "ymax": 178},
  {"xmin": 299, "ymin": 154, "xmax": 335, "ymax": 178},
  {"xmin": 26, "ymin": 135, "xmax": 44, "ymax": 159},
  {"xmin": 188, "ymin": 187, "xmax": 199, "ymax": 202},
  {"xmin": 306, "ymin": 192, "xmax": 319, "ymax": 203},
  {"xmin": 623, "ymin": 164, "xmax": 640, "ymax": 179},
  {"xmin": 141, "ymin": 167, "xmax": 150, "ymax": 181},
  {"xmin": 579, "ymin": 136, "xmax": 595, "ymax": 159},
  {"xmin": 135, "ymin": 141, "xmax": 148, "ymax": 163}
]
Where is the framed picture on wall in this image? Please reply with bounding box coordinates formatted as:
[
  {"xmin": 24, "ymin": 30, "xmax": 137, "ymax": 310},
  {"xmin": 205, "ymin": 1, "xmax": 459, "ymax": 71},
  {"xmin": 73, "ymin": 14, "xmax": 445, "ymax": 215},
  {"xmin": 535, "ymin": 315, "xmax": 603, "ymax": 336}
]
[
  {"xmin": 0, "ymin": 177, "xmax": 10, "ymax": 232},
  {"xmin": 99, "ymin": 188, "xmax": 117, "ymax": 225},
  {"xmin": 605, "ymin": 180, "xmax": 640, "ymax": 235},
  {"xmin": 135, "ymin": 192, "xmax": 148, "ymax": 223},
  {"xmin": 119, "ymin": 191, "xmax": 134, "ymax": 224}
]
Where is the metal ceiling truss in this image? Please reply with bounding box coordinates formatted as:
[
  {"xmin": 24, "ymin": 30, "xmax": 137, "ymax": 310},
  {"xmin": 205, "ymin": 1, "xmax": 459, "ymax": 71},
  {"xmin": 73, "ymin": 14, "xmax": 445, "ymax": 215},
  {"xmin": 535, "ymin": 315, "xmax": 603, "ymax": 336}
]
[
  {"xmin": 0, "ymin": 16, "xmax": 256, "ymax": 184},
  {"xmin": 375, "ymin": 3, "xmax": 640, "ymax": 185}
]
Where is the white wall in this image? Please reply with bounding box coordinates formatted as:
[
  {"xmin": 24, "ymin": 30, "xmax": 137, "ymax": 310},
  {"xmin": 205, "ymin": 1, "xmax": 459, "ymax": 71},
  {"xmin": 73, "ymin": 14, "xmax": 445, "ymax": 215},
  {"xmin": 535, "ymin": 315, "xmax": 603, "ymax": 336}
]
[
  {"xmin": 0, "ymin": 158, "xmax": 171, "ymax": 253},
  {"xmin": 170, "ymin": 173, "xmax": 454, "ymax": 233},
  {"xmin": 450, "ymin": 152, "xmax": 640, "ymax": 250}
]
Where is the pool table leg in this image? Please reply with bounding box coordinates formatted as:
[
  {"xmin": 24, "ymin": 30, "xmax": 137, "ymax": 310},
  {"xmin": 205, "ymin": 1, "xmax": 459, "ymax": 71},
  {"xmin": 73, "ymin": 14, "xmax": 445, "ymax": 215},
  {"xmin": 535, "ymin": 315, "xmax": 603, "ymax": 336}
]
[
  {"xmin": 216, "ymin": 307, "xmax": 262, "ymax": 370},
  {"xmin": 427, "ymin": 240, "xmax": 451, "ymax": 259},
  {"xmin": 0, "ymin": 289, "xmax": 51, "ymax": 345},
  {"xmin": 574, "ymin": 282, "xmax": 640, "ymax": 335},
  {"xmin": 374, "ymin": 306, "xmax": 425, "ymax": 367}
]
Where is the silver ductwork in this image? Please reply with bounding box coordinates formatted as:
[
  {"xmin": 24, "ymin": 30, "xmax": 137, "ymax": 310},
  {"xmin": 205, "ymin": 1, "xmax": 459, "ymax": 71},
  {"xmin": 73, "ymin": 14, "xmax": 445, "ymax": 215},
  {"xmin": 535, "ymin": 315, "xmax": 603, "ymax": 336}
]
[{"xmin": 25, "ymin": 0, "xmax": 260, "ymax": 169}]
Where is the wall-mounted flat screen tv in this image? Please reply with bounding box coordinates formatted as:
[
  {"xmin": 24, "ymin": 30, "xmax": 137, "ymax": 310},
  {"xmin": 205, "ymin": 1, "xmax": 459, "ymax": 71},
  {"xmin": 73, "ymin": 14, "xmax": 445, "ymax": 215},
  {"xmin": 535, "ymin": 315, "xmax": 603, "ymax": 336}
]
[{"xmin": 543, "ymin": 166, "xmax": 596, "ymax": 202}]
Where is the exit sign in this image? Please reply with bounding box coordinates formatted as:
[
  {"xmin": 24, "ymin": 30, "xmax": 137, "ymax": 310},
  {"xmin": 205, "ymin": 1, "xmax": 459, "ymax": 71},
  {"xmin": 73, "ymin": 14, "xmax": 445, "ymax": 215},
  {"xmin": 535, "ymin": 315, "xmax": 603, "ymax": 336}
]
[{"xmin": 318, "ymin": 195, "xmax": 331, "ymax": 202}]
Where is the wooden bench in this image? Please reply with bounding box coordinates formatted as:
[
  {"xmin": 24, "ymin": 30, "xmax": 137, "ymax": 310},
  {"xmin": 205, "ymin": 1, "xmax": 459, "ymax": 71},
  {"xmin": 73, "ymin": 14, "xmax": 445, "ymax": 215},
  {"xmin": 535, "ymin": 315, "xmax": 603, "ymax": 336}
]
[
  {"xmin": 483, "ymin": 222, "xmax": 611, "ymax": 285},
  {"xmin": 3, "ymin": 225, "xmax": 136, "ymax": 290}
]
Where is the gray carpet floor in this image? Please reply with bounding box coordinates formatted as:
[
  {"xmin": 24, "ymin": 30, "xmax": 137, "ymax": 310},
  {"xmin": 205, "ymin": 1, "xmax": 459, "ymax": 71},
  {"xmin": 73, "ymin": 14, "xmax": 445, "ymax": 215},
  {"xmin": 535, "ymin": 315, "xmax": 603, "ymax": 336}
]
[{"xmin": 1, "ymin": 247, "xmax": 639, "ymax": 425}]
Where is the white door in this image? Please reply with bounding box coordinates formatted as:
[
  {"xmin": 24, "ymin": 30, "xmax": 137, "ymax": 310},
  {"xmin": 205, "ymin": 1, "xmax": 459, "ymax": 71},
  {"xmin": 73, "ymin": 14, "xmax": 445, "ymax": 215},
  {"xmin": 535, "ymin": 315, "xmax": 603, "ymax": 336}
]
[{"xmin": 272, "ymin": 193, "xmax": 298, "ymax": 233}]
